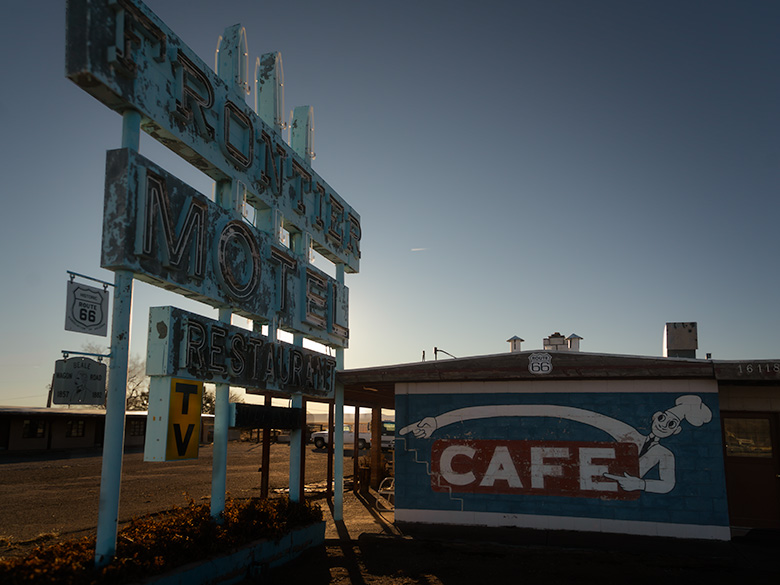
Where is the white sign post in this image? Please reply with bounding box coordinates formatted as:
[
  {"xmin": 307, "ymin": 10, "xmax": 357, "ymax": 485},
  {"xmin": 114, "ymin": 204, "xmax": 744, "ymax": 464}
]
[{"xmin": 65, "ymin": 280, "xmax": 109, "ymax": 337}]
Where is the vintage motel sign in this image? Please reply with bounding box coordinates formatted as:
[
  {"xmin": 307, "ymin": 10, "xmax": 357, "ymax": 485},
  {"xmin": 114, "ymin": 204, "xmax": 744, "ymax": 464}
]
[
  {"xmin": 66, "ymin": 0, "xmax": 360, "ymax": 279},
  {"xmin": 65, "ymin": 281, "xmax": 109, "ymax": 337},
  {"xmin": 145, "ymin": 378, "xmax": 204, "ymax": 461},
  {"xmin": 103, "ymin": 149, "xmax": 349, "ymax": 347},
  {"xmin": 52, "ymin": 357, "xmax": 107, "ymax": 405},
  {"xmin": 65, "ymin": 0, "xmax": 359, "ymax": 546}
]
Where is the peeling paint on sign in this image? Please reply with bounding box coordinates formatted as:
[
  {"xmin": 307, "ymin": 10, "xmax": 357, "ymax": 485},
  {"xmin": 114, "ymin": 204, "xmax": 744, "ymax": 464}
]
[
  {"xmin": 103, "ymin": 149, "xmax": 349, "ymax": 347},
  {"xmin": 147, "ymin": 306, "xmax": 337, "ymax": 398},
  {"xmin": 66, "ymin": 0, "xmax": 360, "ymax": 273}
]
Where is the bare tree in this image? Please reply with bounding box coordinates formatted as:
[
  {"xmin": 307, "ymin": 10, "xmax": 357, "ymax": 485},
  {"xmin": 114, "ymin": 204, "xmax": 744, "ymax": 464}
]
[
  {"xmin": 81, "ymin": 342, "xmax": 149, "ymax": 410},
  {"xmin": 124, "ymin": 353, "xmax": 150, "ymax": 410},
  {"xmin": 202, "ymin": 385, "xmax": 244, "ymax": 415}
]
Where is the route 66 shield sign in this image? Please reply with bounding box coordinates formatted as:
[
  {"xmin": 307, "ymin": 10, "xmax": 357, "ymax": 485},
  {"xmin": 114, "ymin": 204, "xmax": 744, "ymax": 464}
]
[
  {"xmin": 528, "ymin": 352, "xmax": 553, "ymax": 375},
  {"xmin": 65, "ymin": 281, "xmax": 109, "ymax": 336}
]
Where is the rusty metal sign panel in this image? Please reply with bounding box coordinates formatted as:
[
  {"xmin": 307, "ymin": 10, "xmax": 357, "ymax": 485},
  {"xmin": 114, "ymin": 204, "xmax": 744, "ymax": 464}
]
[
  {"xmin": 147, "ymin": 306, "xmax": 337, "ymax": 398},
  {"xmin": 52, "ymin": 357, "xmax": 107, "ymax": 405},
  {"xmin": 104, "ymin": 149, "xmax": 349, "ymax": 347},
  {"xmin": 65, "ymin": 281, "xmax": 109, "ymax": 336},
  {"xmin": 66, "ymin": 0, "xmax": 360, "ymax": 274}
]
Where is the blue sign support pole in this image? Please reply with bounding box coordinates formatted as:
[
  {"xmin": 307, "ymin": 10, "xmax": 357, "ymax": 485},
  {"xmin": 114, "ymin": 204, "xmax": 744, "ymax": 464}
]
[
  {"xmin": 211, "ymin": 308, "xmax": 231, "ymax": 518},
  {"xmin": 333, "ymin": 264, "xmax": 346, "ymax": 521},
  {"xmin": 95, "ymin": 109, "xmax": 139, "ymax": 566},
  {"xmin": 209, "ymin": 26, "xmax": 250, "ymax": 519},
  {"xmin": 210, "ymin": 175, "xmax": 240, "ymax": 518},
  {"xmin": 288, "ymin": 229, "xmax": 311, "ymax": 502},
  {"xmin": 289, "ymin": 391, "xmax": 303, "ymax": 501}
]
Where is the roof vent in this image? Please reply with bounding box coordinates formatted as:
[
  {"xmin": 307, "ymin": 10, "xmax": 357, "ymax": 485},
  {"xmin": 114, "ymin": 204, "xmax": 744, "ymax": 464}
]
[
  {"xmin": 507, "ymin": 336, "xmax": 524, "ymax": 353},
  {"xmin": 566, "ymin": 333, "xmax": 583, "ymax": 352}
]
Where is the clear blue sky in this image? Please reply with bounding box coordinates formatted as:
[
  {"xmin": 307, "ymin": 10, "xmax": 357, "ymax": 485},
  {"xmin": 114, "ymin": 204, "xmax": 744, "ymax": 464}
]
[{"xmin": 0, "ymin": 1, "xmax": 778, "ymax": 407}]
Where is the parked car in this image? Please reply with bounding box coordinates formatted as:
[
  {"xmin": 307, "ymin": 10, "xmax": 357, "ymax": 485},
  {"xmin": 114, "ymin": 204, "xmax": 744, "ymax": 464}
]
[{"xmin": 311, "ymin": 421, "xmax": 394, "ymax": 450}]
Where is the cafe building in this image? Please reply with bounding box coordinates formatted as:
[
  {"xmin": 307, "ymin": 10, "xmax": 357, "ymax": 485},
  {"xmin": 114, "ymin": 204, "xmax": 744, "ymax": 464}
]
[{"xmin": 338, "ymin": 324, "xmax": 780, "ymax": 540}]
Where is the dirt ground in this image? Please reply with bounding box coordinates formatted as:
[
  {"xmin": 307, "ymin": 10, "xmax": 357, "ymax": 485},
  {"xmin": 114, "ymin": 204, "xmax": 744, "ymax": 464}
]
[
  {"xmin": 0, "ymin": 441, "xmax": 350, "ymax": 547},
  {"xmin": 2, "ymin": 442, "xmax": 779, "ymax": 584}
]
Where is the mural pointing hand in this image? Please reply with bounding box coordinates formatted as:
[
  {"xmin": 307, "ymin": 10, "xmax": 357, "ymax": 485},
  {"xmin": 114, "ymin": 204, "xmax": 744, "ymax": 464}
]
[{"xmin": 400, "ymin": 416, "xmax": 438, "ymax": 438}]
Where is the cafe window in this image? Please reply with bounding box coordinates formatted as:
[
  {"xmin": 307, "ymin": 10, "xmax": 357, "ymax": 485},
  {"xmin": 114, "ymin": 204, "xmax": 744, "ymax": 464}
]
[
  {"xmin": 724, "ymin": 418, "xmax": 773, "ymax": 458},
  {"xmin": 65, "ymin": 420, "xmax": 85, "ymax": 438},
  {"xmin": 22, "ymin": 419, "xmax": 46, "ymax": 439}
]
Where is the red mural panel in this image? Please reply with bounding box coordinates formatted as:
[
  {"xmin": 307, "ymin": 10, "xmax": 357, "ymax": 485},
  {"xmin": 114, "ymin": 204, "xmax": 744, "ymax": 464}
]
[{"xmin": 431, "ymin": 440, "xmax": 640, "ymax": 500}]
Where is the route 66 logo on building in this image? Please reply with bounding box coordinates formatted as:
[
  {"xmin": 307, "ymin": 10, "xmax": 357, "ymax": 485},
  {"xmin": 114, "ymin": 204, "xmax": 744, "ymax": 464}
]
[
  {"xmin": 65, "ymin": 281, "xmax": 109, "ymax": 336},
  {"xmin": 528, "ymin": 352, "xmax": 553, "ymax": 375}
]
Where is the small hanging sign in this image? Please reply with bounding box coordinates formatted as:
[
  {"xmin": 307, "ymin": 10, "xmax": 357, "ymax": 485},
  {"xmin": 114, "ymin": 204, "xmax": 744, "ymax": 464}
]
[
  {"xmin": 52, "ymin": 357, "xmax": 107, "ymax": 405},
  {"xmin": 65, "ymin": 280, "xmax": 109, "ymax": 336}
]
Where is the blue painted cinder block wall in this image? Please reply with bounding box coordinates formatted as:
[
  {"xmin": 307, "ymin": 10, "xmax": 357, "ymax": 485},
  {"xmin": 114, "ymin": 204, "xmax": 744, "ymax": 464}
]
[{"xmin": 395, "ymin": 380, "xmax": 730, "ymax": 540}]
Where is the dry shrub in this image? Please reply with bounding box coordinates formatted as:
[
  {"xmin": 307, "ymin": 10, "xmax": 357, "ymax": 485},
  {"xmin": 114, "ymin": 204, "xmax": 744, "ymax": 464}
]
[{"xmin": 0, "ymin": 497, "xmax": 322, "ymax": 585}]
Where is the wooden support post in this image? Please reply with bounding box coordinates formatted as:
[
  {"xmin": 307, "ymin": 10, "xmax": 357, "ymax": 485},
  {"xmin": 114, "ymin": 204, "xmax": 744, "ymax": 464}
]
[
  {"xmin": 289, "ymin": 393, "xmax": 303, "ymax": 502},
  {"xmin": 299, "ymin": 397, "xmax": 307, "ymax": 498},
  {"xmin": 260, "ymin": 394, "xmax": 271, "ymax": 499},
  {"xmin": 326, "ymin": 400, "xmax": 334, "ymax": 501},
  {"xmin": 353, "ymin": 406, "xmax": 360, "ymax": 493},
  {"xmin": 371, "ymin": 407, "xmax": 382, "ymax": 490}
]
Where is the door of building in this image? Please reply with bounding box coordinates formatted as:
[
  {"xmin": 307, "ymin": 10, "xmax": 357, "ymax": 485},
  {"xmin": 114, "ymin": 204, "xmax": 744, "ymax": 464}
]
[{"xmin": 721, "ymin": 412, "xmax": 780, "ymax": 529}]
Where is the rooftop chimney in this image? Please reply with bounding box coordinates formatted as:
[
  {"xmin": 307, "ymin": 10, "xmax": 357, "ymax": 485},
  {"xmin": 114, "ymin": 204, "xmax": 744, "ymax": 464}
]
[
  {"xmin": 543, "ymin": 332, "xmax": 567, "ymax": 351},
  {"xmin": 542, "ymin": 332, "xmax": 583, "ymax": 352},
  {"xmin": 663, "ymin": 322, "xmax": 698, "ymax": 358}
]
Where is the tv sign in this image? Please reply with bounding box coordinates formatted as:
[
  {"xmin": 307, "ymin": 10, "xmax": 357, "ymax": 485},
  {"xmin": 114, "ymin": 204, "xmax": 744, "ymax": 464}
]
[{"xmin": 145, "ymin": 378, "xmax": 203, "ymax": 461}]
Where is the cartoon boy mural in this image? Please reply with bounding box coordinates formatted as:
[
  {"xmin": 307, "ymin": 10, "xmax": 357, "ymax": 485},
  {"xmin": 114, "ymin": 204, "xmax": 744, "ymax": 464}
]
[{"xmin": 400, "ymin": 395, "xmax": 712, "ymax": 494}]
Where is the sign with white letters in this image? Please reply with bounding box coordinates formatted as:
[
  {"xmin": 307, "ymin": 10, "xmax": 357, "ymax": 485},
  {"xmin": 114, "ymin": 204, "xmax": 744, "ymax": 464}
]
[{"xmin": 65, "ymin": 281, "xmax": 109, "ymax": 336}]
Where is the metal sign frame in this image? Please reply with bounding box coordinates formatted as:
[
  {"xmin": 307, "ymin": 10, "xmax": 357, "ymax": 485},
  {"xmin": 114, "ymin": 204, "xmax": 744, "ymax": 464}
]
[{"xmin": 65, "ymin": 0, "xmax": 358, "ymax": 562}]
